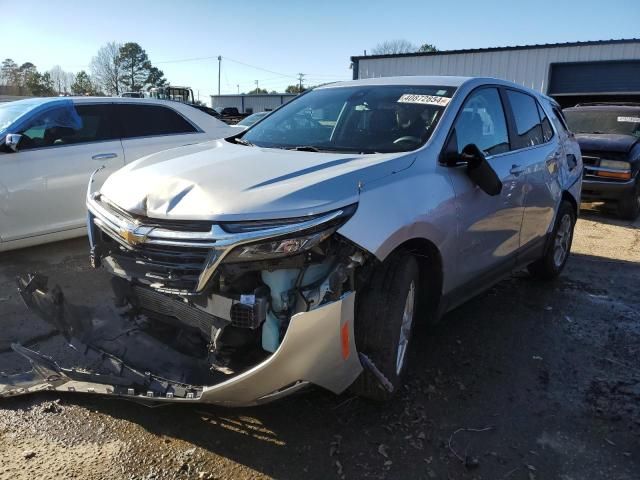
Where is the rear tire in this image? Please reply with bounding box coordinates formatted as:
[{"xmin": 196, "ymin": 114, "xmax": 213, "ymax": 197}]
[
  {"xmin": 617, "ymin": 179, "xmax": 640, "ymax": 220},
  {"xmin": 350, "ymin": 252, "xmax": 420, "ymax": 401},
  {"xmin": 528, "ymin": 201, "xmax": 576, "ymax": 280}
]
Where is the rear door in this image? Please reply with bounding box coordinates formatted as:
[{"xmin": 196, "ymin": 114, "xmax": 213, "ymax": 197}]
[
  {"xmin": 0, "ymin": 102, "xmax": 124, "ymax": 241},
  {"xmin": 502, "ymin": 89, "xmax": 562, "ymax": 250},
  {"xmin": 446, "ymin": 87, "xmax": 527, "ymax": 289},
  {"xmin": 116, "ymin": 103, "xmax": 206, "ymax": 162}
]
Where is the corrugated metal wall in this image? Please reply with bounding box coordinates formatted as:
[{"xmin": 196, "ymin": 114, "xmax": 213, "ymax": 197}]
[
  {"xmin": 210, "ymin": 94, "xmax": 296, "ymax": 113},
  {"xmin": 356, "ymin": 42, "xmax": 640, "ymax": 93}
]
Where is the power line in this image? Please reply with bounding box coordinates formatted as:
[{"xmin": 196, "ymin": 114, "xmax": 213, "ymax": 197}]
[{"xmin": 222, "ymin": 56, "xmax": 299, "ymax": 80}]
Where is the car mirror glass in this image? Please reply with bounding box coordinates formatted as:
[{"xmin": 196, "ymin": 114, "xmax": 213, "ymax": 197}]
[{"xmin": 4, "ymin": 133, "xmax": 22, "ymax": 153}]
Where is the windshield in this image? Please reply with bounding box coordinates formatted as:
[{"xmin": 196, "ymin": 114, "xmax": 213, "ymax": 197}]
[
  {"xmin": 0, "ymin": 99, "xmax": 45, "ymax": 133},
  {"xmin": 237, "ymin": 112, "xmax": 268, "ymax": 127},
  {"xmin": 240, "ymin": 85, "xmax": 456, "ymax": 153},
  {"xmin": 564, "ymin": 109, "xmax": 640, "ymax": 137}
]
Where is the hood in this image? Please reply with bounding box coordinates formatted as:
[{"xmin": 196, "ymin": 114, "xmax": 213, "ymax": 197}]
[
  {"xmin": 99, "ymin": 140, "xmax": 416, "ymax": 221},
  {"xmin": 575, "ymin": 133, "xmax": 639, "ymax": 155}
]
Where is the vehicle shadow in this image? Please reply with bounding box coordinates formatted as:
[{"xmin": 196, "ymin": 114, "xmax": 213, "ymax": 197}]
[{"xmin": 580, "ymin": 204, "xmax": 640, "ymax": 228}]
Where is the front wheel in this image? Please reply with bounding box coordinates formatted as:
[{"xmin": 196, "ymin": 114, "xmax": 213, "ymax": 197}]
[
  {"xmin": 350, "ymin": 253, "xmax": 420, "ymax": 401},
  {"xmin": 617, "ymin": 179, "xmax": 640, "ymax": 220},
  {"xmin": 528, "ymin": 201, "xmax": 576, "ymax": 280}
]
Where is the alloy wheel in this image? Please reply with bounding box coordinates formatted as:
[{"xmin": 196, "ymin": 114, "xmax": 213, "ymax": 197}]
[{"xmin": 396, "ymin": 280, "xmax": 416, "ymax": 375}]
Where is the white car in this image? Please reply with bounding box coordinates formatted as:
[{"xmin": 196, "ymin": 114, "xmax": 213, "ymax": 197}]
[{"xmin": 0, "ymin": 97, "xmax": 235, "ymax": 252}]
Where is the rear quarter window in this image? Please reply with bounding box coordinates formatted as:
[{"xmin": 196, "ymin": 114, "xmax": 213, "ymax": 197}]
[{"xmin": 118, "ymin": 104, "xmax": 198, "ymax": 138}]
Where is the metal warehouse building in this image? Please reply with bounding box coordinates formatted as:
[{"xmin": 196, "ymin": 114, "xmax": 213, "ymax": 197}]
[
  {"xmin": 351, "ymin": 39, "xmax": 640, "ymax": 107},
  {"xmin": 210, "ymin": 93, "xmax": 297, "ymax": 114}
]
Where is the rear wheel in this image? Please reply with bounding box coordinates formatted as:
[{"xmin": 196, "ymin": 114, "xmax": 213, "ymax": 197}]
[
  {"xmin": 350, "ymin": 252, "xmax": 420, "ymax": 401},
  {"xmin": 617, "ymin": 179, "xmax": 640, "ymax": 220},
  {"xmin": 528, "ymin": 201, "xmax": 576, "ymax": 280}
]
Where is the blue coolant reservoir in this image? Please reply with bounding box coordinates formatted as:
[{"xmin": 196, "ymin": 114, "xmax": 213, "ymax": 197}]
[{"xmin": 261, "ymin": 269, "xmax": 299, "ymax": 352}]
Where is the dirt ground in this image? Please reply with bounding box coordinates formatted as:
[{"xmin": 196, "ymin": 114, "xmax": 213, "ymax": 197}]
[{"xmin": 0, "ymin": 207, "xmax": 638, "ymax": 480}]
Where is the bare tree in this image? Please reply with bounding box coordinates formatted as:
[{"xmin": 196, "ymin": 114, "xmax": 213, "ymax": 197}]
[
  {"xmin": 371, "ymin": 39, "xmax": 416, "ymax": 55},
  {"xmin": 49, "ymin": 66, "xmax": 77, "ymax": 95},
  {"xmin": 91, "ymin": 42, "xmax": 123, "ymax": 96}
]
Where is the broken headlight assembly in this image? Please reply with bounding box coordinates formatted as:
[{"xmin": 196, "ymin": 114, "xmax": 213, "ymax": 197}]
[{"xmin": 220, "ymin": 204, "xmax": 357, "ymax": 263}]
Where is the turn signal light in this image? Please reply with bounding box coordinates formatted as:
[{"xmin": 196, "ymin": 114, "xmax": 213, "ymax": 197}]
[{"xmin": 597, "ymin": 170, "xmax": 632, "ymax": 180}]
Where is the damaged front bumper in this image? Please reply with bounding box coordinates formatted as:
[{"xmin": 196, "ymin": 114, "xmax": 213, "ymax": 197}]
[{"xmin": 1, "ymin": 276, "xmax": 362, "ymax": 406}]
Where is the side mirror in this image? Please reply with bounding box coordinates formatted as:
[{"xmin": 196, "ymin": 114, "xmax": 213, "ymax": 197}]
[
  {"xmin": 4, "ymin": 133, "xmax": 22, "ymax": 152},
  {"xmin": 461, "ymin": 144, "xmax": 502, "ymax": 196}
]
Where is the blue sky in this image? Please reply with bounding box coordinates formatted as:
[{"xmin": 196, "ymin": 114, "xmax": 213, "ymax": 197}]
[{"xmin": 1, "ymin": 0, "xmax": 638, "ymax": 100}]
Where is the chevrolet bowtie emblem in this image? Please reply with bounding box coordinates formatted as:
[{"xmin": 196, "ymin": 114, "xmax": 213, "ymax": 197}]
[{"xmin": 118, "ymin": 226, "xmax": 151, "ymax": 245}]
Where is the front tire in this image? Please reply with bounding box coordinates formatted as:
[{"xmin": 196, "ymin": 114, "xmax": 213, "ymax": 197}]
[
  {"xmin": 617, "ymin": 179, "xmax": 640, "ymax": 220},
  {"xmin": 528, "ymin": 201, "xmax": 576, "ymax": 280},
  {"xmin": 351, "ymin": 252, "xmax": 420, "ymax": 401}
]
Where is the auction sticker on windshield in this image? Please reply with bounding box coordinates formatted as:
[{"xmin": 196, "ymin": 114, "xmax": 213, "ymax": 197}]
[
  {"xmin": 398, "ymin": 94, "xmax": 451, "ymax": 106},
  {"xmin": 617, "ymin": 116, "xmax": 640, "ymax": 123}
]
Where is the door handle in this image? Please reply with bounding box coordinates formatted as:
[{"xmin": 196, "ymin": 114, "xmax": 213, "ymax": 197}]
[
  {"xmin": 510, "ymin": 164, "xmax": 525, "ymax": 176},
  {"xmin": 92, "ymin": 153, "xmax": 118, "ymax": 161},
  {"xmin": 566, "ymin": 154, "xmax": 578, "ymax": 170}
]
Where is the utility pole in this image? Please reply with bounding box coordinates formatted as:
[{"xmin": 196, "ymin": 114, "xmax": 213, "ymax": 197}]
[
  {"xmin": 255, "ymin": 80, "xmax": 259, "ymax": 93},
  {"xmin": 237, "ymin": 84, "xmax": 239, "ymax": 94},
  {"xmin": 217, "ymin": 56, "xmax": 222, "ymax": 96},
  {"xmin": 297, "ymin": 73, "xmax": 305, "ymax": 92}
]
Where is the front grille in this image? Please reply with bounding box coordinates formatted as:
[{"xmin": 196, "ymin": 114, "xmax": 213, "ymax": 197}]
[
  {"xmin": 581, "ymin": 150, "xmax": 627, "ymax": 162},
  {"xmin": 101, "ymin": 233, "xmax": 211, "ymax": 292}
]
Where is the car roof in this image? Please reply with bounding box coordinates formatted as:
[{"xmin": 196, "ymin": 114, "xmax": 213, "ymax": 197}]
[
  {"xmin": 315, "ymin": 75, "xmax": 551, "ymax": 101},
  {"xmin": 5, "ymin": 96, "xmax": 197, "ymax": 107}
]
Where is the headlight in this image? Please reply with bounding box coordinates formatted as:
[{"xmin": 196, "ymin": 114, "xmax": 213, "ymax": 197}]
[
  {"xmin": 600, "ymin": 160, "xmax": 631, "ymax": 170},
  {"xmin": 224, "ymin": 229, "xmax": 335, "ymax": 262},
  {"xmin": 222, "ymin": 204, "xmax": 357, "ymax": 263}
]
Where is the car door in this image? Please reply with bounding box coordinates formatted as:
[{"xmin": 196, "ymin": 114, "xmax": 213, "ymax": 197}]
[
  {"xmin": 116, "ymin": 103, "xmax": 206, "ymax": 162},
  {"xmin": 0, "ymin": 102, "xmax": 124, "ymax": 242},
  {"xmin": 502, "ymin": 89, "xmax": 562, "ymax": 250},
  {"xmin": 445, "ymin": 87, "xmax": 527, "ymax": 290}
]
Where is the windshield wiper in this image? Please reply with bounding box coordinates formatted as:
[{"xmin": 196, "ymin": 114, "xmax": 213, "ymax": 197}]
[
  {"xmin": 284, "ymin": 145, "xmax": 380, "ymax": 154},
  {"xmin": 234, "ymin": 137, "xmax": 255, "ymax": 146},
  {"xmin": 285, "ymin": 145, "xmax": 321, "ymax": 152}
]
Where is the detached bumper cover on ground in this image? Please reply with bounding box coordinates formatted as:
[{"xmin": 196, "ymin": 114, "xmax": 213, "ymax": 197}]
[{"xmin": 0, "ymin": 276, "xmax": 362, "ymax": 406}]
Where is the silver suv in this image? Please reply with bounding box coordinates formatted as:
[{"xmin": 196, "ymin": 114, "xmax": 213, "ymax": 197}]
[{"xmin": 5, "ymin": 76, "xmax": 582, "ymax": 406}]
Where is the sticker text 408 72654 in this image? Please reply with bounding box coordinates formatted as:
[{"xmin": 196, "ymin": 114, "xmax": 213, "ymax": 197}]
[{"xmin": 397, "ymin": 94, "xmax": 451, "ymax": 107}]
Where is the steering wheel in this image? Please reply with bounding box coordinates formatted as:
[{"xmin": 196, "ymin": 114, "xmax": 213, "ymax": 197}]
[{"xmin": 393, "ymin": 135, "xmax": 421, "ymax": 145}]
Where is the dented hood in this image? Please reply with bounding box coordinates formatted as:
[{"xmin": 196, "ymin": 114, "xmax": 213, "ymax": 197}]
[{"xmin": 100, "ymin": 140, "xmax": 415, "ymax": 221}]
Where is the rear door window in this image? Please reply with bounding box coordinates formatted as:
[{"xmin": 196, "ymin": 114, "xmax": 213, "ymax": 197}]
[
  {"xmin": 506, "ymin": 90, "xmax": 544, "ymax": 148},
  {"xmin": 118, "ymin": 104, "xmax": 198, "ymax": 138}
]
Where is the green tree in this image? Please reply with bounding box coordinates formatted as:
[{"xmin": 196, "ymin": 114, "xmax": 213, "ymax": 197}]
[
  {"xmin": 71, "ymin": 70, "xmax": 96, "ymax": 95},
  {"xmin": 25, "ymin": 71, "xmax": 55, "ymax": 96},
  {"xmin": 18, "ymin": 62, "xmax": 37, "ymax": 87},
  {"xmin": 0, "ymin": 58, "xmax": 19, "ymax": 86},
  {"xmin": 418, "ymin": 43, "xmax": 438, "ymax": 53},
  {"xmin": 247, "ymin": 87, "xmax": 268, "ymax": 94},
  {"xmin": 118, "ymin": 42, "xmax": 151, "ymax": 92},
  {"xmin": 145, "ymin": 66, "xmax": 167, "ymax": 90},
  {"xmin": 285, "ymin": 84, "xmax": 306, "ymax": 94}
]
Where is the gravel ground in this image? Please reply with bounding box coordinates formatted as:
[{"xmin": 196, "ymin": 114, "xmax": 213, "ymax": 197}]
[{"xmin": 1, "ymin": 208, "xmax": 639, "ymax": 480}]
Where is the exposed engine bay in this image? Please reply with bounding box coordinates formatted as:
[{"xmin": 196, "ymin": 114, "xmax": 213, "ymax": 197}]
[{"xmin": 94, "ymin": 225, "xmax": 367, "ymax": 379}]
